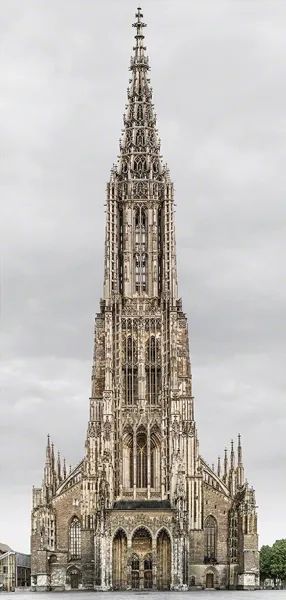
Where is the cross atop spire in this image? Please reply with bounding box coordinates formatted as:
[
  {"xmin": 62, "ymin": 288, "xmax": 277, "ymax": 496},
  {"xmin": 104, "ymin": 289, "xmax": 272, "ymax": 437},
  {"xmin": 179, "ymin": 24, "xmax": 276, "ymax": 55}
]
[
  {"xmin": 131, "ymin": 7, "xmax": 148, "ymax": 71},
  {"xmin": 133, "ymin": 7, "xmax": 146, "ymax": 39}
]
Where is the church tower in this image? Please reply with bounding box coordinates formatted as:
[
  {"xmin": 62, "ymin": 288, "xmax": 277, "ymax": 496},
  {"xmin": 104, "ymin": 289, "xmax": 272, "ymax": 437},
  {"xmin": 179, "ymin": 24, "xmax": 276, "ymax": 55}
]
[{"xmin": 31, "ymin": 8, "xmax": 259, "ymax": 591}]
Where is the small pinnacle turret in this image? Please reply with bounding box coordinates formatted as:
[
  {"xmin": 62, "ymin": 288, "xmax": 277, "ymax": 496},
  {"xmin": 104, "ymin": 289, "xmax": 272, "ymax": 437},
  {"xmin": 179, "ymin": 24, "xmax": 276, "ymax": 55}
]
[
  {"xmin": 237, "ymin": 433, "xmax": 245, "ymax": 487},
  {"xmin": 224, "ymin": 447, "xmax": 228, "ymax": 480},
  {"xmin": 217, "ymin": 455, "xmax": 221, "ymax": 478},
  {"xmin": 230, "ymin": 439, "xmax": 235, "ymax": 470}
]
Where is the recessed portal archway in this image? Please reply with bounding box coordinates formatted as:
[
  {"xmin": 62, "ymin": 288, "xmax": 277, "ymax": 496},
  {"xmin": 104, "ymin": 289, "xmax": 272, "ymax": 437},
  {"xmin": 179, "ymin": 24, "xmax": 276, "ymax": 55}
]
[
  {"xmin": 206, "ymin": 571, "xmax": 215, "ymax": 588},
  {"xmin": 131, "ymin": 527, "xmax": 153, "ymax": 590},
  {"xmin": 112, "ymin": 529, "xmax": 127, "ymax": 590},
  {"xmin": 156, "ymin": 529, "xmax": 171, "ymax": 590}
]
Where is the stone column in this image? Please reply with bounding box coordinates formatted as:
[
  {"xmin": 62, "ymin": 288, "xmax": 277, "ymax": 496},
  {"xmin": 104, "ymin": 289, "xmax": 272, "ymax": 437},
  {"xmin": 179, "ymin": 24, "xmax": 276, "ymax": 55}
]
[{"xmin": 147, "ymin": 424, "xmax": 151, "ymax": 498}]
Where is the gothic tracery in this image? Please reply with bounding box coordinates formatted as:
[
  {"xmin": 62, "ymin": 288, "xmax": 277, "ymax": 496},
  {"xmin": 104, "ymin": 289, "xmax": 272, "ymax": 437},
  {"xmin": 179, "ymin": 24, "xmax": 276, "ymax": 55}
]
[{"xmin": 31, "ymin": 7, "xmax": 259, "ymax": 593}]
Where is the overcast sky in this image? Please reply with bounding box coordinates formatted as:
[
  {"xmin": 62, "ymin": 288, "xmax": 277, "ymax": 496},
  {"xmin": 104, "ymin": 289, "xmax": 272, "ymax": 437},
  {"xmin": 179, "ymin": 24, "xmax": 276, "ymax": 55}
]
[{"xmin": 1, "ymin": 0, "xmax": 285, "ymax": 554}]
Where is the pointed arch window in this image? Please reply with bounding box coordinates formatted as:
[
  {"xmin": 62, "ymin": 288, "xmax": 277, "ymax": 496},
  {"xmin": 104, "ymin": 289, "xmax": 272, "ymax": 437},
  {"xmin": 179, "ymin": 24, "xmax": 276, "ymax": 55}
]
[
  {"xmin": 126, "ymin": 336, "xmax": 134, "ymax": 362},
  {"xmin": 69, "ymin": 517, "xmax": 81, "ymax": 560},
  {"xmin": 134, "ymin": 208, "xmax": 147, "ymax": 293},
  {"xmin": 134, "ymin": 155, "xmax": 147, "ymax": 178},
  {"xmin": 204, "ymin": 516, "xmax": 217, "ymax": 562},
  {"xmin": 153, "ymin": 160, "xmax": 159, "ymax": 177},
  {"xmin": 122, "ymin": 160, "xmax": 128, "ymax": 175},
  {"xmin": 137, "ymin": 103, "xmax": 144, "ymax": 121},
  {"xmin": 124, "ymin": 336, "xmax": 138, "ymax": 405},
  {"xmin": 136, "ymin": 129, "xmax": 144, "ymax": 148},
  {"xmin": 146, "ymin": 336, "xmax": 161, "ymax": 405},
  {"xmin": 150, "ymin": 427, "xmax": 161, "ymax": 490},
  {"xmin": 230, "ymin": 511, "xmax": 238, "ymax": 563},
  {"xmin": 136, "ymin": 429, "xmax": 147, "ymax": 488}
]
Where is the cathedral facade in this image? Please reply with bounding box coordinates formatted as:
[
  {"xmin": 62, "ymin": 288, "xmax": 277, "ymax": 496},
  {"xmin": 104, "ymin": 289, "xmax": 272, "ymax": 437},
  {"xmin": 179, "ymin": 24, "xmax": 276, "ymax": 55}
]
[{"xmin": 31, "ymin": 9, "xmax": 259, "ymax": 592}]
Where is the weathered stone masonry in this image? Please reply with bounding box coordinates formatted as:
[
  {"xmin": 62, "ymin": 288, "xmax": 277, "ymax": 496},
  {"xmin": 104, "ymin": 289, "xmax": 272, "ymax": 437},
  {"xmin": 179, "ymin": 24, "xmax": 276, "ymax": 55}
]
[{"xmin": 31, "ymin": 8, "xmax": 259, "ymax": 591}]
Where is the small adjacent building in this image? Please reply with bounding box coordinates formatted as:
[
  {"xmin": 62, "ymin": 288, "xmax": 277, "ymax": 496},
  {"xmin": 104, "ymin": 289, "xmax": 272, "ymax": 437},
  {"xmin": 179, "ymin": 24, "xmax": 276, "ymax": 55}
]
[{"xmin": 0, "ymin": 543, "xmax": 31, "ymax": 591}]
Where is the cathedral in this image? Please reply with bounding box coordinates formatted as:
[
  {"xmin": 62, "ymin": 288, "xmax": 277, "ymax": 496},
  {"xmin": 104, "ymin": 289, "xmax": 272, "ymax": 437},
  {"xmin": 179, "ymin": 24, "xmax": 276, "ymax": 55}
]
[{"xmin": 31, "ymin": 8, "xmax": 259, "ymax": 592}]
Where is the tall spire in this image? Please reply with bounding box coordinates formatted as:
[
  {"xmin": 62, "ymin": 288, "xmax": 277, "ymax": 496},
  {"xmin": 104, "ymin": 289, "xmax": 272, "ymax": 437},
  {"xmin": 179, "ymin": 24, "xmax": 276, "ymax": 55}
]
[
  {"xmin": 116, "ymin": 7, "xmax": 165, "ymax": 183},
  {"xmin": 104, "ymin": 7, "xmax": 176, "ymax": 302}
]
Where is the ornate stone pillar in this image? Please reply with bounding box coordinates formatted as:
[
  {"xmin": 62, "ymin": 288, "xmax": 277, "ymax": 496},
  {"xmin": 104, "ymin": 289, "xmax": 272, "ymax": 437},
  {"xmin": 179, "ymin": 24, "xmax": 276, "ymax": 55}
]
[
  {"xmin": 133, "ymin": 425, "xmax": 136, "ymax": 499},
  {"xmin": 147, "ymin": 423, "xmax": 151, "ymax": 498}
]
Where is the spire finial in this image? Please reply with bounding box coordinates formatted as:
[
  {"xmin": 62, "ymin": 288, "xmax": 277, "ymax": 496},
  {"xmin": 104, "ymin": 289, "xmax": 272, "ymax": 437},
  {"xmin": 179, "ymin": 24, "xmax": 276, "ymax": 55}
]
[
  {"xmin": 133, "ymin": 7, "xmax": 146, "ymax": 38},
  {"xmin": 131, "ymin": 7, "xmax": 147, "ymax": 68}
]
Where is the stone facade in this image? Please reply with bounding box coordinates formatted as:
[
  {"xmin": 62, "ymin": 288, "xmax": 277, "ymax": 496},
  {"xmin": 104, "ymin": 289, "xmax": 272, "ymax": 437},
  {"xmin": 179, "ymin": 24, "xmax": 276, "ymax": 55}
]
[{"xmin": 31, "ymin": 8, "xmax": 259, "ymax": 592}]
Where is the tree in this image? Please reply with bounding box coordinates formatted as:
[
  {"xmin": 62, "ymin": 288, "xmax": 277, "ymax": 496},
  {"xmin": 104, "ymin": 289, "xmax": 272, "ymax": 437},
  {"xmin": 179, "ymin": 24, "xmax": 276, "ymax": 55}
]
[
  {"xmin": 260, "ymin": 545, "xmax": 272, "ymax": 584},
  {"xmin": 270, "ymin": 539, "xmax": 286, "ymax": 587}
]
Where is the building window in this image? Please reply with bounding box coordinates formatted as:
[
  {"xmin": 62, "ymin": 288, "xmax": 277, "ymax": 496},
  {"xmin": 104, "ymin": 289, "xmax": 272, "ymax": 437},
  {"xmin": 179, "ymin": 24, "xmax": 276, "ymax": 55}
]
[
  {"xmin": 230, "ymin": 511, "xmax": 238, "ymax": 563},
  {"xmin": 134, "ymin": 208, "xmax": 147, "ymax": 293},
  {"xmin": 146, "ymin": 336, "xmax": 161, "ymax": 404},
  {"xmin": 136, "ymin": 429, "xmax": 147, "ymax": 488},
  {"xmin": 69, "ymin": 517, "xmax": 81, "ymax": 560},
  {"xmin": 124, "ymin": 336, "xmax": 138, "ymax": 405},
  {"xmin": 204, "ymin": 516, "xmax": 217, "ymax": 562},
  {"xmin": 150, "ymin": 426, "xmax": 161, "ymax": 490}
]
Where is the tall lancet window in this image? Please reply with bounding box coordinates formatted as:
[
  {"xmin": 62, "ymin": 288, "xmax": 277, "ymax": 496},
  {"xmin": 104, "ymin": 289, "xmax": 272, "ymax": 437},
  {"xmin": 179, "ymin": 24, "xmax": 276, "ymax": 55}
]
[
  {"xmin": 204, "ymin": 516, "xmax": 217, "ymax": 562},
  {"xmin": 136, "ymin": 428, "xmax": 147, "ymax": 488},
  {"xmin": 134, "ymin": 208, "xmax": 147, "ymax": 293},
  {"xmin": 69, "ymin": 517, "xmax": 81, "ymax": 560},
  {"xmin": 124, "ymin": 336, "xmax": 138, "ymax": 405},
  {"xmin": 146, "ymin": 336, "xmax": 161, "ymax": 405}
]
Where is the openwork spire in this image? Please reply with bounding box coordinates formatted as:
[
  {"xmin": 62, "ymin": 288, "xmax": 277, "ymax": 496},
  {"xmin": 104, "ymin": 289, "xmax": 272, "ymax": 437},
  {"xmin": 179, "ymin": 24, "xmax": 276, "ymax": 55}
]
[{"xmin": 116, "ymin": 7, "xmax": 166, "ymax": 188}]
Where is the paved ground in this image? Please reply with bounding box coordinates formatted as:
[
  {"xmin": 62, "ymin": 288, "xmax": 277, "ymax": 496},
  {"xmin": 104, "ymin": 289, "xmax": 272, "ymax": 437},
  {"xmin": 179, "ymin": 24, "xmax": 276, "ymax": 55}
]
[{"xmin": 3, "ymin": 592, "xmax": 285, "ymax": 600}]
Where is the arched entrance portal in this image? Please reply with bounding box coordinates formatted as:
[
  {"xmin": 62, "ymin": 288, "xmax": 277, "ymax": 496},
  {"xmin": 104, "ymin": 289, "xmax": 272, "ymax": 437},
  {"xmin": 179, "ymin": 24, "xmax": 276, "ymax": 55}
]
[
  {"xmin": 67, "ymin": 567, "xmax": 81, "ymax": 589},
  {"xmin": 156, "ymin": 529, "xmax": 171, "ymax": 590},
  {"xmin": 206, "ymin": 572, "xmax": 214, "ymax": 588},
  {"xmin": 131, "ymin": 527, "xmax": 153, "ymax": 590},
  {"xmin": 112, "ymin": 529, "xmax": 127, "ymax": 590}
]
